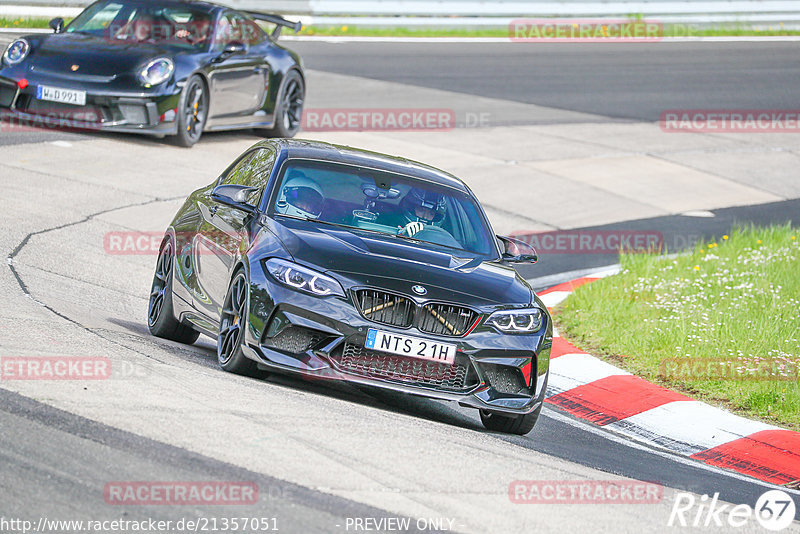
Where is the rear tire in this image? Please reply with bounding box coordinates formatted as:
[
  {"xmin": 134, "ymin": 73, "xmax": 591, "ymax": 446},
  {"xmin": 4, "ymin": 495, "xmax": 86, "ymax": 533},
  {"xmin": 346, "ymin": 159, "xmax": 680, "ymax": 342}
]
[
  {"xmin": 480, "ymin": 403, "xmax": 543, "ymax": 435},
  {"xmin": 217, "ymin": 269, "xmax": 264, "ymax": 378},
  {"xmin": 258, "ymin": 70, "xmax": 304, "ymax": 138},
  {"xmin": 148, "ymin": 238, "xmax": 200, "ymax": 344},
  {"xmin": 173, "ymin": 75, "xmax": 208, "ymax": 148}
]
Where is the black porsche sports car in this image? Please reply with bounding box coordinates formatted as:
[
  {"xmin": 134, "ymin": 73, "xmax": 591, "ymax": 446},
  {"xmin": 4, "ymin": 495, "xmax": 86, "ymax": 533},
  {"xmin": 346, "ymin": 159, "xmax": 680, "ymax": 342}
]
[
  {"xmin": 148, "ymin": 139, "xmax": 552, "ymax": 434},
  {"xmin": 0, "ymin": 0, "xmax": 304, "ymax": 146}
]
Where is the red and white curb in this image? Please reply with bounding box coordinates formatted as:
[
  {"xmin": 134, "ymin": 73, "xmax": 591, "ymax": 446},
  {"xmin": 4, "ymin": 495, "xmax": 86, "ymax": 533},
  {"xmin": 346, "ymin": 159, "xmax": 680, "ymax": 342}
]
[{"xmin": 540, "ymin": 268, "xmax": 800, "ymax": 488}]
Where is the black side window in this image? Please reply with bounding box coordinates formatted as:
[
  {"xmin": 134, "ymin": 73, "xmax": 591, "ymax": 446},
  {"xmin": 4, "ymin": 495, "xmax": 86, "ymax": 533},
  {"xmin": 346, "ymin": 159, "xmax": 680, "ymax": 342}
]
[
  {"xmin": 214, "ymin": 12, "xmax": 265, "ymax": 51},
  {"xmin": 219, "ymin": 148, "xmax": 275, "ymax": 205}
]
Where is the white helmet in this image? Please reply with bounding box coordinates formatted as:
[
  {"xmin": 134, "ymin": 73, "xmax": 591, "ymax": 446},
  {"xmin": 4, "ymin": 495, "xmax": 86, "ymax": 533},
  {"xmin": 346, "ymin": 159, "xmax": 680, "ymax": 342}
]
[{"xmin": 276, "ymin": 171, "xmax": 324, "ymax": 219}]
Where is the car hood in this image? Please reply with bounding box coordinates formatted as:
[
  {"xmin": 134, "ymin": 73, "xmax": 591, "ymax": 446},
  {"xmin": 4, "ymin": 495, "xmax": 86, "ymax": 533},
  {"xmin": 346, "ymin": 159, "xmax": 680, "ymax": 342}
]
[
  {"xmin": 26, "ymin": 33, "xmax": 172, "ymax": 78},
  {"xmin": 266, "ymin": 218, "xmax": 533, "ymax": 307}
]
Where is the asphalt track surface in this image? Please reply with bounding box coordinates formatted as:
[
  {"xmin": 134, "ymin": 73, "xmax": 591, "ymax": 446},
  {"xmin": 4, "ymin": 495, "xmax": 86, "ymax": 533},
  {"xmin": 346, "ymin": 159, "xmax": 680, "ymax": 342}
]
[
  {"xmin": 2, "ymin": 38, "xmax": 800, "ymax": 532},
  {"xmin": 289, "ymin": 41, "xmax": 800, "ymax": 122}
]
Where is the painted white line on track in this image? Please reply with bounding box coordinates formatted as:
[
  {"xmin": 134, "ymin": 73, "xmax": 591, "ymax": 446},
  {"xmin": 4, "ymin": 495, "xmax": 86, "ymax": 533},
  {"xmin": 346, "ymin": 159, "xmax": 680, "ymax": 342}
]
[
  {"xmin": 540, "ymin": 290, "xmax": 571, "ymax": 308},
  {"xmin": 547, "ymin": 353, "xmax": 631, "ymax": 395},
  {"xmin": 527, "ymin": 263, "xmax": 621, "ymax": 290},
  {"xmin": 605, "ymin": 400, "xmax": 781, "ymax": 453},
  {"xmin": 543, "ymin": 407, "xmax": 800, "ymax": 494}
]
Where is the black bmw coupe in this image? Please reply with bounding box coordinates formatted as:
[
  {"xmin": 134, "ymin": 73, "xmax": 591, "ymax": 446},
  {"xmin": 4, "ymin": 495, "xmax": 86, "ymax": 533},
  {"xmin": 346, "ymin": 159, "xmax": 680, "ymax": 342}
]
[
  {"xmin": 0, "ymin": 0, "xmax": 304, "ymax": 146},
  {"xmin": 148, "ymin": 140, "xmax": 552, "ymax": 434}
]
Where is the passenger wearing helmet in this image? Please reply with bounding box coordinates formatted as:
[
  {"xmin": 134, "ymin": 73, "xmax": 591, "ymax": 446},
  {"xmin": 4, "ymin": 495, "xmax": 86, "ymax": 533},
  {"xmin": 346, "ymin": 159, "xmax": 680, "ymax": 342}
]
[
  {"xmin": 275, "ymin": 170, "xmax": 325, "ymax": 219},
  {"xmin": 398, "ymin": 187, "xmax": 446, "ymax": 237}
]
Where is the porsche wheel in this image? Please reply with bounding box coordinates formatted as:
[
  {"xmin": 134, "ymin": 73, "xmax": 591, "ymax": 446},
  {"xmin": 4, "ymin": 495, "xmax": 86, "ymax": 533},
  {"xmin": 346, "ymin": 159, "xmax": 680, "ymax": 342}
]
[
  {"xmin": 174, "ymin": 75, "xmax": 208, "ymax": 147},
  {"xmin": 217, "ymin": 270, "xmax": 263, "ymax": 377},
  {"xmin": 148, "ymin": 238, "xmax": 200, "ymax": 344},
  {"xmin": 480, "ymin": 403, "xmax": 542, "ymax": 435},
  {"xmin": 261, "ymin": 70, "xmax": 304, "ymax": 138}
]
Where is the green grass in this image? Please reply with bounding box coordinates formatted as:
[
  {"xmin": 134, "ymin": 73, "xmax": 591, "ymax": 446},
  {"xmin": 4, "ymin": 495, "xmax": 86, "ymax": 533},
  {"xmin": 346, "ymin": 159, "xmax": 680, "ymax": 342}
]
[
  {"xmin": 554, "ymin": 225, "xmax": 800, "ymax": 430},
  {"xmin": 0, "ymin": 17, "xmax": 65, "ymax": 29},
  {"xmin": 4, "ymin": 17, "xmax": 800, "ymax": 36},
  {"xmin": 299, "ymin": 24, "xmax": 800, "ymax": 38}
]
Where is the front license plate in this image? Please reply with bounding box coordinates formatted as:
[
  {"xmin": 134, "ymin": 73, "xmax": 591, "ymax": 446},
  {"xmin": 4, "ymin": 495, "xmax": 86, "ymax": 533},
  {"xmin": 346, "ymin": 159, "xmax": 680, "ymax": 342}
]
[
  {"xmin": 365, "ymin": 328, "xmax": 456, "ymax": 365},
  {"xmin": 36, "ymin": 85, "xmax": 87, "ymax": 106}
]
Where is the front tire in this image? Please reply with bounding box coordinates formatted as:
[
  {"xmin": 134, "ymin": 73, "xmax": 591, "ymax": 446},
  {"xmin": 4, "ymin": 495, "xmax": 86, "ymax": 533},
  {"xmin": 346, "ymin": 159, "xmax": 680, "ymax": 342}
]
[
  {"xmin": 480, "ymin": 402, "xmax": 543, "ymax": 435},
  {"xmin": 173, "ymin": 75, "xmax": 208, "ymax": 148},
  {"xmin": 217, "ymin": 270, "xmax": 263, "ymax": 377},
  {"xmin": 259, "ymin": 70, "xmax": 304, "ymax": 138},
  {"xmin": 148, "ymin": 238, "xmax": 200, "ymax": 344}
]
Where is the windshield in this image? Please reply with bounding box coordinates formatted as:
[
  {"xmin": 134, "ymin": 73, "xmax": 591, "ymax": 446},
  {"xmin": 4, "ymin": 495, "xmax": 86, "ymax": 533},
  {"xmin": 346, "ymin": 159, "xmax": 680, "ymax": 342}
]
[
  {"xmin": 270, "ymin": 159, "xmax": 497, "ymax": 257},
  {"xmin": 66, "ymin": 0, "xmax": 213, "ymax": 51}
]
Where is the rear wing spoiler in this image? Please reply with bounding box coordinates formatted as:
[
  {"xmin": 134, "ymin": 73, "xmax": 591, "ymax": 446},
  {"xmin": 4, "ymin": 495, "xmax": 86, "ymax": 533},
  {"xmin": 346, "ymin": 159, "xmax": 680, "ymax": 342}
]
[{"xmin": 245, "ymin": 12, "xmax": 302, "ymax": 39}]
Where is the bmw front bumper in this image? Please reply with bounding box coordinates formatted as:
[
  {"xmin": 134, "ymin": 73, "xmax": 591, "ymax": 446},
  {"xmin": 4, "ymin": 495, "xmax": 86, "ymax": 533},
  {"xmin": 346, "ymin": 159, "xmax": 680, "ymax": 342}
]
[{"xmin": 240, "ymin": 266, "xmax": 553, "ymax": 417}]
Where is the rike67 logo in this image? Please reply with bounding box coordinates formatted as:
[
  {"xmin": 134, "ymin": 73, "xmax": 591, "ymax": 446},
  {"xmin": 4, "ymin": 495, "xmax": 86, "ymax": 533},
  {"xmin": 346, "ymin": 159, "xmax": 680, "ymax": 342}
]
[{"xmin": 669, "ymin": 490, "xmax": 796, "ymax": 531}]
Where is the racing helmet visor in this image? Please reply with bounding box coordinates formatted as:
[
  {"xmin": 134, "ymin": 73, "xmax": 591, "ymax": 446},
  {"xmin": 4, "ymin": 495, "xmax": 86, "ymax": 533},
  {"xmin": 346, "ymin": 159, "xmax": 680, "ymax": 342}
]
[{"xmin": 284, "ymin": 186, "xmax": 324, "ymax": 217}]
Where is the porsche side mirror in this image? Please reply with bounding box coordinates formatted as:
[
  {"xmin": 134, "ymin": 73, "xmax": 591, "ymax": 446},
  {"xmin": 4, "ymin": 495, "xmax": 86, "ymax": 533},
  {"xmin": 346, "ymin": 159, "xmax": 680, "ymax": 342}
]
[
  {"xmin": 211, "ymin": 184, "xmax": 258, "ymax": 212},
  {"xmin": 497, "ymin": 235, "xmax": 538, "ymax": 264},
  {"xmin": 215, "ymin": 41, "xmax": 247, "ymax": 61},
  {"xmin": 49, "ymin": 17, "xmax": 65, "ymax": 34}
]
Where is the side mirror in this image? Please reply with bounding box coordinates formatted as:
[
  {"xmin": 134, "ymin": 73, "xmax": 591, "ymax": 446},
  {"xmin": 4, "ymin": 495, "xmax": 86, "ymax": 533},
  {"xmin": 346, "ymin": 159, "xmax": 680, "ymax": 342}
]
[
  {"xmin": 215, "ymin": 41, "xmax": 246, "ymax": 61},
  {"xmin": 211, "ymin": 184, "xmax": 258, "ymax": 212},
  {"xmin": 497, "ymin": 235, "xmax": 538, "ymax": 264},
  {"xmin": 49, "ymin": 17, "xmax": 65, "ymax": 34}
]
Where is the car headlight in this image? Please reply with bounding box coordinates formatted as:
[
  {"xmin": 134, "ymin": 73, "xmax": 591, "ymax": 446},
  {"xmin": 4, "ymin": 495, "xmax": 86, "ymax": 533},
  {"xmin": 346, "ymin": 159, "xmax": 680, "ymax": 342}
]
[
  {"xmin": 265, "ymin": 258, "xmax": 344, "ymax": 297},
  {"xmin": 138, "ymin": 58, "xmax": 174, "ymax": 86},
  {"xmin": 486, "ymin": 308, "xmax": 544, "ymax": 334},
  {"xmin": 3, "ymin": 39, "xmax": 30, "ymax": 66}
]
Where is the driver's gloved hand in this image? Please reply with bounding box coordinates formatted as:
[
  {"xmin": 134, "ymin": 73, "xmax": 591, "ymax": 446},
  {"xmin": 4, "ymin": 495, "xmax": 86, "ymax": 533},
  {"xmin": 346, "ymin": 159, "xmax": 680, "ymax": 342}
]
[{"xmin": 401, "ymin": 221, "xmax": 424, "ymax": 237}]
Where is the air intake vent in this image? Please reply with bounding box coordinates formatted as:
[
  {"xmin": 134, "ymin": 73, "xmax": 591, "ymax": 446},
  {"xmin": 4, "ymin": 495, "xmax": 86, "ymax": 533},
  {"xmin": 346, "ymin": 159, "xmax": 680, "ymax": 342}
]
[
  {"xmin": 332, "ymin": 343, "xmax": 476, "ymax": 391},
  {"xmin": 262, "ymin": 326, "xmax": 326, "ymax": 354},
  {"xmin": 418, "ymin": 303, "xmax": 478, "ymax": 337},
  {"xmin": 479, "ymin": 363, "xmax": 528, "ymax": 394},
  {"xmin": 354, "ymin": 289, "xmax": 415, "ymax": 328}
]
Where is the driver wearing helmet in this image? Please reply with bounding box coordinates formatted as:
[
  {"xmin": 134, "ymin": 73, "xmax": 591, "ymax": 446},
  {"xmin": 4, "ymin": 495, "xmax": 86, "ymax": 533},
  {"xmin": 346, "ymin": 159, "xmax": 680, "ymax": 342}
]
[
  {"xmin": 276, "ymin": 170, "xmax": 325, "ymax": 219},
  {"xmin": 398, "ymin": 187, "xmax": 446, "ymax": 237}
]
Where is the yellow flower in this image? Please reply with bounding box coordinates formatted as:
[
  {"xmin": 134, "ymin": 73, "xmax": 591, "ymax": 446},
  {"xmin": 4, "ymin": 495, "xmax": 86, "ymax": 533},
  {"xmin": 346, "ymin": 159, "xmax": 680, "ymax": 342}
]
[
  {"xmin": 757, "ymin": 239, "xmax": 762, "ymax": 244},
  {"xmin": 722, "ymin": 235, "xmax": 729, "ymax": 240},
  {"xmin": 792, "ymin": 236, "xmax": 796, "ymax": 240},
  {"xmin": 700, "ymin": 249, "xmax": 705, "ymax": 253},
  {"xmin": 341, "ymin": 25, "xmax": 348, "ymax": 32},
  {"xmin": 693, "ymin": 265, "xmax": 700, "ymax": 271}
]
